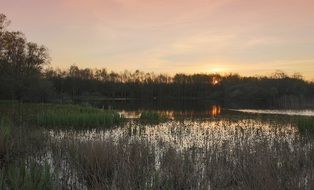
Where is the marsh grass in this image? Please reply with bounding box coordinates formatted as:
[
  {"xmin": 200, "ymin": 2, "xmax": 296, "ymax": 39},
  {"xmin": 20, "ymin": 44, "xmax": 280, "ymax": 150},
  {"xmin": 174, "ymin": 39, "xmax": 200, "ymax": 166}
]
[
  {"xmin": 54, "ymin": 128, "xmax": 314, "ymax": 190},
  {"xmin": 45, "ymin": 115, "xmax": 313, "ymax": 189},
  {"xmin": 0, "ymin": 116, "xmax": 55, "ymax": 189},
  {"xmin": 0, "ymin": 117, "xmax": 13, "ymax": 168},
  {"xmin": 67, "ymin": 138, "xmax": 155, "ymax": 189},
  {"xmin": 139, "ymin": 111, "xmax": 168, "ymax": 124},
  {"xmin": 0, "ymin": 161, "xmax": 55, "ymax": 190},
  {"xmin": 35, "ymin": 105, "xmax": 124, "ymax": 129},
  {"xmin": 296, "ymin": 117, "xmax": 314, "ymax": 134},
  {"xmin": 36, "ymin": 108, "xmax": 123, "ymax": 129},
  {"xmin": 0, "ymin": 102, "xmax": 124, "ymax": 129}
]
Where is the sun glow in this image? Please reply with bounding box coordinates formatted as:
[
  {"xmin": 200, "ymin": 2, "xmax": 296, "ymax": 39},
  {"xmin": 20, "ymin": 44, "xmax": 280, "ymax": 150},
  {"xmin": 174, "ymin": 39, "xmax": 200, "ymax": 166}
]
[{"xmin": 209, "ymin": 66, "xmax": 226, "ymax": 74}]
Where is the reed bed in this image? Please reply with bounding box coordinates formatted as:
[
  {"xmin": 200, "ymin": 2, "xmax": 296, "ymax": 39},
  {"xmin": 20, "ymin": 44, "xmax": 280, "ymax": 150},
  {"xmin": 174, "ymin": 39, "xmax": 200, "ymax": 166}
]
[
  {"xmin": 0, "ymin": 116, "xmax": 56, "ymax": 190},
  {"xmin": 53, "ymin": 132, "xmax": 314, "ymax": 190},
  {"xmin": 0, "ymin": 161, "xmax": 55, "ymax": 190},
  {"xmin": 0, "ymin": 117, "xmax": 13, "ymax": 168},
  {"xmin": 46, "ymin": 117, "xmax": 314, "ymax": 190}
]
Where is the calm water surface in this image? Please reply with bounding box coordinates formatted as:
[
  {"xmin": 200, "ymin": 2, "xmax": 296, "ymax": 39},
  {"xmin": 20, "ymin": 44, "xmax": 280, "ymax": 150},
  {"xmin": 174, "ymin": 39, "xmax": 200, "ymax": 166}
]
[
  {"xmin": 231, "ymin": 109, "xmax": 314, "ymax": 116},
  {"xmin": 50, "ymin": 105, "xmax": 303, "ymax": 151}
]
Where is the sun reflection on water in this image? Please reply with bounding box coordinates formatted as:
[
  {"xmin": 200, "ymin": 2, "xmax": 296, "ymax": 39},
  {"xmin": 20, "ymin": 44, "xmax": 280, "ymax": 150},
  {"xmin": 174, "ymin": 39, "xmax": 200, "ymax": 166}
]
[
  {"xmin": 118, "ymin": 105, "xmax": 222, "ymax": 119},
  {"xmin": 210, "ymin": 105, "xmax": 221, "ymax": 116}
]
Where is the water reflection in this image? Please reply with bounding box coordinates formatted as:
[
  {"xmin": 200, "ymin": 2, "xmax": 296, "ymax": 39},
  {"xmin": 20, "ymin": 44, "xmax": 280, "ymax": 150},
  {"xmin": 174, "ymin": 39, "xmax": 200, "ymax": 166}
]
[
  {"xmin": 210, "ymin": 105, "xmax": 221, "ymax": 116},
  {"xmin": 232, "ymin": 109, "xmax": 314, "ymax": 116},
  {"xmin": 90, "ymin": 99, "xmax": 221, "ymax": 111},
  {"xmin": 118, "ymin": 105, "xmax": 222, "ymax": 119}
]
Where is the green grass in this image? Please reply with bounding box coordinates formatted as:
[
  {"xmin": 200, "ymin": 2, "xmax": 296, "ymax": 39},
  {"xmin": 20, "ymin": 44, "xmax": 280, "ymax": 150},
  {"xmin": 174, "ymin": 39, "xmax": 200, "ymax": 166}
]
[
  {"xmin": 0, "ymin": 115, "xmax": 56, "ymax": 189},
  {"xmin": 139, "ymin": 111, "xmax": 168, "ymax": 124},
  {"xmin": 0, "ymin": 161, "xmax": 55, "ymax": 190},
  {"xmin": 35, "ymin": 104, "xmax": 124, "ymax": 129},
  {"xmin": 296, "ymin": 116, "xmax": 314, "ymax": 134},
  {"xmin": 0, "ymin": 117, "xmax": 13, "ymax": 168},
  {"xmin": 0, "ymin": 102, "xmax": 124, "ymax": 129}
]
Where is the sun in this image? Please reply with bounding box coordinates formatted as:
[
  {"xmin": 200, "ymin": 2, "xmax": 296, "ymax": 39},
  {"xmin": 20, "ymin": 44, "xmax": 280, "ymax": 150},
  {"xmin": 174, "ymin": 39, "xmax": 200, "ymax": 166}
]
[{"xmin": 213, "ymin": 79, "xmax": 219, "ymax": 85}]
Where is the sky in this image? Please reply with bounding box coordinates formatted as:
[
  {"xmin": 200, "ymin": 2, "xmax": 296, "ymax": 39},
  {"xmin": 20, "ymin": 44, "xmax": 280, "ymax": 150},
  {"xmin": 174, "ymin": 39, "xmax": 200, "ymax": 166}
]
[{"xmin": 1, "ymin": 0, "xmax": 314, "ymax": 80}]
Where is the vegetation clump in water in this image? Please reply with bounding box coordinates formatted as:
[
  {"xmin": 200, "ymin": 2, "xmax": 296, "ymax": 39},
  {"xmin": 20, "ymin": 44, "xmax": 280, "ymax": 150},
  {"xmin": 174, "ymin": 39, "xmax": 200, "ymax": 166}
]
[
  {"xmin": 35, "ymin": 104, "xmax": 124, "ymax": 129},
  {"xmin": 296, "ymin": 116, "xmax": 314, "ymax": 134},
  {"xmin": 139, "ymin": 111, "xmax": 168, "ymax": 124}
]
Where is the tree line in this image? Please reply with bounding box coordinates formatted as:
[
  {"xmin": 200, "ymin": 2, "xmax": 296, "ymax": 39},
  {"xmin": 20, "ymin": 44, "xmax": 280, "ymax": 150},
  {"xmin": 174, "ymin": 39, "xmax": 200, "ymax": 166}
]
[
  {"xmin": 44, "ymin": 66, "xmax": 314, "ymax": 108},
  {"xmin": 1, "ymin": 13, "xmax": 314, "ymax": 108}
]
